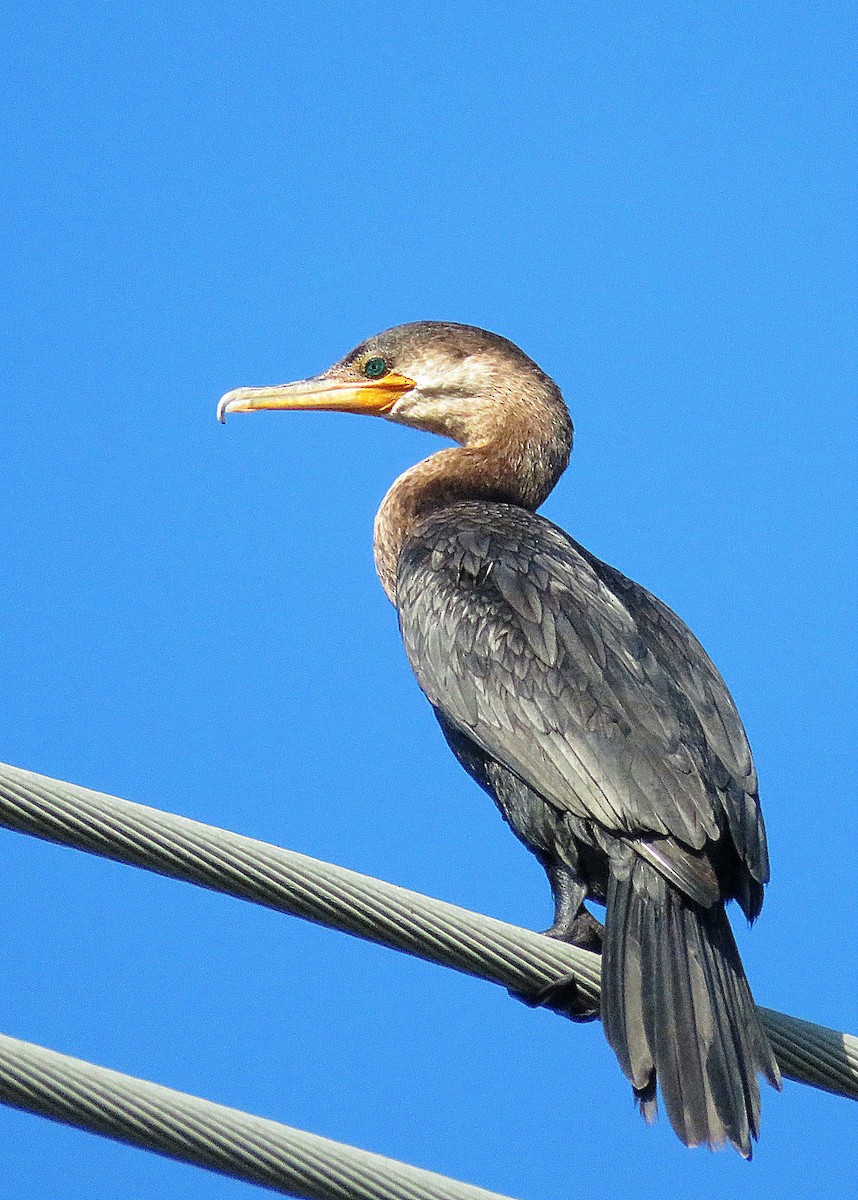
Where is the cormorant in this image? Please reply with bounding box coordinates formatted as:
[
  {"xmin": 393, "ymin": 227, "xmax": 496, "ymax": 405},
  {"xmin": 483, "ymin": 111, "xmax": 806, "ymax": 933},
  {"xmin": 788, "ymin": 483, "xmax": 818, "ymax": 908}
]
[{"xmin": 218, "ymin": 321, "xmax": 780, "ymax": 1156}]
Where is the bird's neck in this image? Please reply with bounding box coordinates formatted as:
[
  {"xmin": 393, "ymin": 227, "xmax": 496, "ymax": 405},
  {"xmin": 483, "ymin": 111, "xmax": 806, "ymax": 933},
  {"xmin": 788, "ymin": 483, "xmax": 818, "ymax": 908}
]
[{"xmin": 374, "ymin": 426, "xmax": 569, "ymax": 602}]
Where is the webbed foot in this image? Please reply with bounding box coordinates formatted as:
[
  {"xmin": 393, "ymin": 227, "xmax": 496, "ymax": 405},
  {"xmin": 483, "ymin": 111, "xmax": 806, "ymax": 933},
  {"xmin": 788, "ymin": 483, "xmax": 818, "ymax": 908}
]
[{"xmin": 508, "ymin": 908, "xmax": 604, "ymax": 1022}]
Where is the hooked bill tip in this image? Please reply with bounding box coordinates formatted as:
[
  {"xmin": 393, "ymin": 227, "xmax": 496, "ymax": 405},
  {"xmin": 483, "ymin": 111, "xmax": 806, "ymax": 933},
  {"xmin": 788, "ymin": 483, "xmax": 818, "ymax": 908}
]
[{"xmin": 216, "ymin": 389, "xmax": 240, "ymax": 424}]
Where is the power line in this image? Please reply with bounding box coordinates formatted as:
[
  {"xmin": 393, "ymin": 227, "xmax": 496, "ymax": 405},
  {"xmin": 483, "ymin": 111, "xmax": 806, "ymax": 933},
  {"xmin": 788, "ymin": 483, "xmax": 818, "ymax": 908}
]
[
  {"xmin": 0, "ymin": 760, "xmax": 601, "ymax": 1011},
  {"xmin": 0, "ymin": 759, "xmax": 854, "ymax": 1102},
  {"xmin": 0, "ymin": 1032, "xmax": 517, "ymax": 1200}
]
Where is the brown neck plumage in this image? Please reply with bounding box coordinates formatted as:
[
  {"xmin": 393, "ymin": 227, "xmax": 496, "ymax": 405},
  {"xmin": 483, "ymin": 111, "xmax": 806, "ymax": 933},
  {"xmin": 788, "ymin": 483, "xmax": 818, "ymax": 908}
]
[{"xmin": 373, "ymin": 407, "xmax": 571, "ymax": 602}]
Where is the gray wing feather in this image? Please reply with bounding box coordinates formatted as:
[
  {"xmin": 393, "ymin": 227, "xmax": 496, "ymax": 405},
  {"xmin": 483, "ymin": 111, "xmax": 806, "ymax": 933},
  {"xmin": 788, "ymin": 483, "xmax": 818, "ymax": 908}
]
[{"xmin": 396, "ymin": 503, "xmax": 767, "ymax": 882}]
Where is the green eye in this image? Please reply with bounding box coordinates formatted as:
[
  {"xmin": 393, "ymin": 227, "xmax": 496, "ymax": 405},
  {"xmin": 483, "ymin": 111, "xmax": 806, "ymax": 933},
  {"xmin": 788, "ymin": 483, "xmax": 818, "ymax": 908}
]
[{"xmin": 363, "ymin": 356, "xmax": 388, "ymax": 379}]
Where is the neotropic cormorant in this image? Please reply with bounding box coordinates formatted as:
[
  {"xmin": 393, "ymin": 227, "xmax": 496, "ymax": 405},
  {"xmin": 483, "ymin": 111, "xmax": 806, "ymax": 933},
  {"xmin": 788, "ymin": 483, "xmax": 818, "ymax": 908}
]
[{"xmin": 218, "ymin": 321, "xmax": 780, "ymax": 1156}]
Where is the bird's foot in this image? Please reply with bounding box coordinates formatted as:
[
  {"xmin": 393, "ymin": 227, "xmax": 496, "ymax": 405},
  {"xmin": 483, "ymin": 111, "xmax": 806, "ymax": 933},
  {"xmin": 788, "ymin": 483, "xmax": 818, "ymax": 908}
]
[
  {"xmin": 543, "ymin": 908, "xmax": 604, "ymax": 954},
  {"xmin": 509, "ymin": 974, "xmax": 600, "ymax": 1023},
  {"xmin": 508, "ymin": 911, "xmax": 603, "ymax": 1023}
]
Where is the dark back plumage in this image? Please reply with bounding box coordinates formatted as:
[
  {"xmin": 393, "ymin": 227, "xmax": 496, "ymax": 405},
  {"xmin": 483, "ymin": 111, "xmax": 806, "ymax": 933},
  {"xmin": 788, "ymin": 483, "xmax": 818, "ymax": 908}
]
[{"xmin": 396, "ymin": 500, "xmax": 779, "ymax": 1154}]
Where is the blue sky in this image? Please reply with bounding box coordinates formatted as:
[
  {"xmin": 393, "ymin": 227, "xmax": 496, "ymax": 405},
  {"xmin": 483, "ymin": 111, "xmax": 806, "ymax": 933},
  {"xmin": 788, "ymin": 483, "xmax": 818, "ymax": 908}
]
[{"xmin": 1, "ymin": 2, "xmax": 855, "ymax": 1197}]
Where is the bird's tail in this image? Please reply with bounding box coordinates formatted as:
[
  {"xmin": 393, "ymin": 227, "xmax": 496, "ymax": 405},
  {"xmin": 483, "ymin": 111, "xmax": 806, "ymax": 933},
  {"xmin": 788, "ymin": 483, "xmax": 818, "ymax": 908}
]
[{"xmin": 601, "ymin": 855, "xmax": 781, "ymax": 1157}]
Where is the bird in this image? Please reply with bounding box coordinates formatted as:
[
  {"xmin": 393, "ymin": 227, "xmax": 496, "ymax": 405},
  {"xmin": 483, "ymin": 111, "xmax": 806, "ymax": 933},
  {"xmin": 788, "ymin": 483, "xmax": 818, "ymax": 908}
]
[{"xmin": 218, "ymin": 321, "xmax": 781, "ymax": 1156}]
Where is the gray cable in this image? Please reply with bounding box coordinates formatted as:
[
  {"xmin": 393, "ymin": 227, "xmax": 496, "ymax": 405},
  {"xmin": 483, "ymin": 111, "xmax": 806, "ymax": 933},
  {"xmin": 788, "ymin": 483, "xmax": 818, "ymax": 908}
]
[
  {"xmin": 0, "ymin": 759, "xmax": 855, "ymax": 1104},
  {"xmin": 0, "ymin": 1032, "xmax": 517, "ymax": 1200},
  {"xmin": 0, "ymin": 760, "xmax": 600, "ymax": 1009}
]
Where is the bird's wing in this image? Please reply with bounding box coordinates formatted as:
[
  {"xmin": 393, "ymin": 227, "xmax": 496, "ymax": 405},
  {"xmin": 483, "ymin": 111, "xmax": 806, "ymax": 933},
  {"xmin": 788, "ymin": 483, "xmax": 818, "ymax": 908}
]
[
  {"xmin": 396, "ymin": 502, "xmax": 767, "ymax": 879},
  {"xmin": 581, "ymin": 548, "xmax": 768, "ymax": 882}
]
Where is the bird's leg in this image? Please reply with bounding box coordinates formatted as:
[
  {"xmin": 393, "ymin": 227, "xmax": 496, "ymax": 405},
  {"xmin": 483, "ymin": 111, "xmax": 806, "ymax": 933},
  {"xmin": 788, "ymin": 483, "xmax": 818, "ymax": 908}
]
[
  {"xmin": 542, "ymin": 862, "xmax": 604, "ymax": 952},
  {"xmin": 509, "ymin": 863, "xmax": 603, "ymax": 1023}
]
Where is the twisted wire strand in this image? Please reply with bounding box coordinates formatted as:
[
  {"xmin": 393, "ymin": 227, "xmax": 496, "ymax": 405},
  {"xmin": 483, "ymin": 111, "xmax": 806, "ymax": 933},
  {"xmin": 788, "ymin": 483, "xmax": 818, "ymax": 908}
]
[
  {"xmin": 0, "ymin": 1033, "xmax": 517, "ymax": 1200},
  {"xmin": 0, "ymin": 760, "xmax": 855, "ymax": 1104}
]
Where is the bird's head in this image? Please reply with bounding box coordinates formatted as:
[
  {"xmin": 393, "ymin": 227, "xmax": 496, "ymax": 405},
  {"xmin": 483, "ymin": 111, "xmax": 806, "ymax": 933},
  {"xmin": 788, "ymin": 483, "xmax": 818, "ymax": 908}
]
[{"xmin": 218, "ymin": 321, "xmax": 571, "ymax": 451}]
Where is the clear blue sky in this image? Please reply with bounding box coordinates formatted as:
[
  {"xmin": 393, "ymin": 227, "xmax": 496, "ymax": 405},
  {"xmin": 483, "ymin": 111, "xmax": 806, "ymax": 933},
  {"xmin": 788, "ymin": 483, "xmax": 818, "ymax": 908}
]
[{"xmin": 1, "ymin": 2, "xmax": 855, "ymax": 1198}]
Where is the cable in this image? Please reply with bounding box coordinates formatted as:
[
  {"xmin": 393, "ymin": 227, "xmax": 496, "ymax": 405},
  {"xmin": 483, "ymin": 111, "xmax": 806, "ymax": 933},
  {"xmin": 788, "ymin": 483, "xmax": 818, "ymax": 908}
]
[
  {"xmin": 0, "ymin": 760, "xmax": 601, "ymax": 1008},
  {"xmin": 0, "ymin": 759, "xmax": 855, "ymax": 1102},
  {"xmin": 0, "ymin": 1032, "xmax": 516, "ymax": 1200}
]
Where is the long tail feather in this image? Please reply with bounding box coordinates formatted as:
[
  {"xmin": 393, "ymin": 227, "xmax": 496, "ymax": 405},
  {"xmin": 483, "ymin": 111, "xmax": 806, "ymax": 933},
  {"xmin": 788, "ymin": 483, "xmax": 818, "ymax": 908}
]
[{"xmin": 601, "ymin": 857, "xmax": 780, "ymax": 1157}]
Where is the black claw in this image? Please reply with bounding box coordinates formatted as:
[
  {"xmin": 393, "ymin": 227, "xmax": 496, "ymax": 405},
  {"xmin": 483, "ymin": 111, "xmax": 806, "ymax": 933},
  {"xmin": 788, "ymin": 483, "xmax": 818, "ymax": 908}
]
[
  {"xmin": 508, "ymin": 907, "xmax": 604, "ymax": 1022},
  {"xmin": 543, "ymin": 909, "xmax": 605, "ymax": 954},
  {"xmin": 508, "ymin": 974, "xmax": 600, "ymax": 1023}
]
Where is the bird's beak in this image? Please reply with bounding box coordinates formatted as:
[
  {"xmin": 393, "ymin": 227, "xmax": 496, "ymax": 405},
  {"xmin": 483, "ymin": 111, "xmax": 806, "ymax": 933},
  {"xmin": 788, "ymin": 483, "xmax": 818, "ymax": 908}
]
[{"xmin": 217, "ymin": 372, "xmax": 416, "ymax": 424}]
